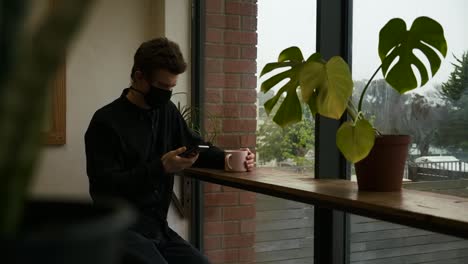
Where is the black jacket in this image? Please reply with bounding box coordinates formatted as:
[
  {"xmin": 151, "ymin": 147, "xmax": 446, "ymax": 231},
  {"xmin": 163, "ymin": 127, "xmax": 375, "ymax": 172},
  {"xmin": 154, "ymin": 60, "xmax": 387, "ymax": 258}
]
[{"xmin": 85, "ymin": 88, "xmax": 224, "ymax": 238}]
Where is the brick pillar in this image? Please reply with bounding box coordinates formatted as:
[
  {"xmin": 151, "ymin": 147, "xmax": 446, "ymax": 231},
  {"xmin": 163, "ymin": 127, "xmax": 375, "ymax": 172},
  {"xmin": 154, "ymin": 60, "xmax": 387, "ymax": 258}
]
[{"xmin": 203, "ymin": 0, "xmax": 257, "ymax": 263}]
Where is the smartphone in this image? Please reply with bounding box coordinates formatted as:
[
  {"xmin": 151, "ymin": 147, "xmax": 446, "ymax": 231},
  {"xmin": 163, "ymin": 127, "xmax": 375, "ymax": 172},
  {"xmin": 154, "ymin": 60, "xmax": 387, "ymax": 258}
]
[{"xmin": 179, "ymin": 144, "xmax": 210, "ymax": 158}]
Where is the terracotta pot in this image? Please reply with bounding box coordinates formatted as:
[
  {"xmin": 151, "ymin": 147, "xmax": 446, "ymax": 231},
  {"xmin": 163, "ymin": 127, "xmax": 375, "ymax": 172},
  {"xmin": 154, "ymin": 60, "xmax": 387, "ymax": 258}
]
[{"xmin": 355, "ymin": 135, "xmax": 411, "ymax": 191}]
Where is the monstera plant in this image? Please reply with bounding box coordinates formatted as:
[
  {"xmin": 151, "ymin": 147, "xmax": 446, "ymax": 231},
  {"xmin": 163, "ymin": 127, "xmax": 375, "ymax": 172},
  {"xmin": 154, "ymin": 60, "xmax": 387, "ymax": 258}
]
[{"xmin": 260, "ymin": 16, "xmax": 448, "ymax": 164}]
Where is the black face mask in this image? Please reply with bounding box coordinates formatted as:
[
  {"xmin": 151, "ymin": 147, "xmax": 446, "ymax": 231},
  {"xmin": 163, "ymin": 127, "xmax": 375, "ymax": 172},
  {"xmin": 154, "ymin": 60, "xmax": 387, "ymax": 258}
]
[{"xmin": 131, "ymin": 85, "xmax": 172, "ymax": 108}]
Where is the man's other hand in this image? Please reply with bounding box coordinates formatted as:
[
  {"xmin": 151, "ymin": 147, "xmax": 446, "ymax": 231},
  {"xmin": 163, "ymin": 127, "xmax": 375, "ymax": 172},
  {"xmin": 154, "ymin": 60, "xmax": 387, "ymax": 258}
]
[
  {"xmin": 242, "ymin": 148, "xmax": 255, "ymax": 171},
  {"xmin": 161, "ymin": 147, "xmax": 199, "ymax": 174}
]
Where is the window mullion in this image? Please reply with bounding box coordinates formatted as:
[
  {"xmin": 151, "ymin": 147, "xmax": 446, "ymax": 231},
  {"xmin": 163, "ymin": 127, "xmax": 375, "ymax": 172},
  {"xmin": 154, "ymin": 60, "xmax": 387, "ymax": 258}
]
[{"xmin": 314, "ymin": 0, "xmax": 352, "ymax": 264}]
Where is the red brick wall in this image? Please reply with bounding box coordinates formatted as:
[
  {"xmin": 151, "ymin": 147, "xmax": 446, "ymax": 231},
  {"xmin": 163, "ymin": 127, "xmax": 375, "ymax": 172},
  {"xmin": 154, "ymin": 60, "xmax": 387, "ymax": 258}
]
[
  {"xmin": 204, "ymin": 185, "xmax": 256, "ymax": 263},
  {"xmin": 203, "ymin": 0, "xmax": 258, "ymax": 263}
]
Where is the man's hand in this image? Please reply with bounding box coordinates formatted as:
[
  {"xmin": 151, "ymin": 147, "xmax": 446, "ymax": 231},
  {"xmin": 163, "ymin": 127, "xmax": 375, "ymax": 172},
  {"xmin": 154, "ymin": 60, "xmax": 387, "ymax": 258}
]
[
  {"xmin": 242, "ymin": 148, "xmax": 255, "ymax": 171},
  {"xmin": 161, "ymin": 147, "xmax": 199, "ymax": 174}
]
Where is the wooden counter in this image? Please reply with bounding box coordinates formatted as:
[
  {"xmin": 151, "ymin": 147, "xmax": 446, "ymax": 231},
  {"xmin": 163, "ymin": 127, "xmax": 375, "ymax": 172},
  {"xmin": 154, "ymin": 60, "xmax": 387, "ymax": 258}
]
[{"xmin": 184, "ymin": 167, "xmax": 468, "ymax": 239}]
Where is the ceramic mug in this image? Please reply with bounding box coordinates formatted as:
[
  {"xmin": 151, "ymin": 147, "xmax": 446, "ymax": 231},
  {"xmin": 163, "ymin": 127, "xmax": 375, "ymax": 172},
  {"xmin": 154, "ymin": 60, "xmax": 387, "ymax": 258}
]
[{"xmin": 224, "ymin": 150, "xmax": 248, "ymax": 172}]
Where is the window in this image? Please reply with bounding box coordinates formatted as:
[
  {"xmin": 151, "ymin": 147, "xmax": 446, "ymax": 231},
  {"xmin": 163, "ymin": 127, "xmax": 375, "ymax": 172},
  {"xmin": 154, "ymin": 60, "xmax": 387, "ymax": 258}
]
[
  {"xmin": 256, "ymin": 1, "xmax": 317, "ymax": 262},
  {"xmin": 256, "ymin": 0, "xmax": 316, "ymax": 175},
  {"xmin": 196, "ymin": 1, "xmax": 468, "ymax": 263},
  {"xmin": 350, "ymin": 1, "xmax": 468, "ymax": 263}
]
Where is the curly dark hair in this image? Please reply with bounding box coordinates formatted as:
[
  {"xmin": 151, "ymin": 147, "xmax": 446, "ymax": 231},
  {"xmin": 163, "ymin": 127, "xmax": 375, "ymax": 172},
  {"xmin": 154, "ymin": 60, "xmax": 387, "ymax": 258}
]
[{"xmin": 130, "ymin": 37, "xmax": 187, "ymax": 81}]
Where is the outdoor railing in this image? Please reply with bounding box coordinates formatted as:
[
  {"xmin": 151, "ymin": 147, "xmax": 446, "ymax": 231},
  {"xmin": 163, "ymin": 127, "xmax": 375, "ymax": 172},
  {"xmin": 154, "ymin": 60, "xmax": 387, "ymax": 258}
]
[{"xmin": 408, "ymin": 160, "xmax": 468, "ymax": 181}]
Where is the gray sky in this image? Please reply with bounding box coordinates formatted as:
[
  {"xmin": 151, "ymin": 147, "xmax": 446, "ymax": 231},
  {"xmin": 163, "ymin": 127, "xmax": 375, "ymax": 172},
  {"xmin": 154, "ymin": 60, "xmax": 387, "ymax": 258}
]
[
  {"xmin": 257, "ymin": 0, "xmax": 316, "ymax": 91},
  {"xmin": 257, "ymin": 0, "xmax": 468, "ymax": 92}
]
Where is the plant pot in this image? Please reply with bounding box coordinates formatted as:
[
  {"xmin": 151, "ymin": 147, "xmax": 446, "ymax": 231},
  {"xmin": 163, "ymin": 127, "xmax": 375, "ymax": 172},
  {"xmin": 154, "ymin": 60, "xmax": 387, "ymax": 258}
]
[
  {"xmin": 355, "ymin": 135, "xmax": 411, "ymax": 191},
  {"xmin": 2, "ymin": 199, "xmax": 135, "ymax": 264}
]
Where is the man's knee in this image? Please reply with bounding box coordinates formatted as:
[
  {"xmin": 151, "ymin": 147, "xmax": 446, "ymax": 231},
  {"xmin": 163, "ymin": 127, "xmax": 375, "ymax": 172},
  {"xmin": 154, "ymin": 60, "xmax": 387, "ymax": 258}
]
[
  {"xmin": 190, "ymin": 252, "xmax": 211, "ymax": 264},
  {"xmin": 122, "ymin": 231, "xmax": 167, "ymax": 264}
]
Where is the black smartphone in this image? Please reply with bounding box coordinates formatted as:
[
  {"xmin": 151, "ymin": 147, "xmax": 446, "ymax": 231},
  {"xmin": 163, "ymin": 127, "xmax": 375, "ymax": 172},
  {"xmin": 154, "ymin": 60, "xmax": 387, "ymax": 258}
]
[{"xmin": 179, "ymin": 145, "xmax": 210, "ymax": 158}]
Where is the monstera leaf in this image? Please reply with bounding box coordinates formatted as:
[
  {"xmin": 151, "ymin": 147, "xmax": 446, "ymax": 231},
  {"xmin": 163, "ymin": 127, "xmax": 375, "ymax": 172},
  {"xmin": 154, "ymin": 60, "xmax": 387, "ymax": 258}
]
[
  {"xmin": 260, "ymin": 47, "xmax": 353, "ymax": 127},
  {"xmin": 379, "ymin": 16, "xmax": 447, "ymax": 93},
  {"xmin": 300, "ymin": 56, "xmax": 353, "ymax": 119},
  {"xmin": 260, "ymin": 47, "xmax": 306, "ymax": 128},
  {"xmin": 336, "ymin": 118, "xmax": 375, "ymax": 163}
]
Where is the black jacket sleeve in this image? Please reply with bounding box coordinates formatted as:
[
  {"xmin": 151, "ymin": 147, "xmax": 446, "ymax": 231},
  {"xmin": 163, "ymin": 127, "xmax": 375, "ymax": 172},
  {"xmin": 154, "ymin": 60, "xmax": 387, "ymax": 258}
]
[
  {"xmin": 85, "ymin": 119, "xmax": 164, "ymax": 197},
  {"xmin": 173, "ymin": 109, "xmax": 225, "ymax": 170},
  {"xmin": 190, "ymin": 129, "xmax": 225, "ymax": 170}
]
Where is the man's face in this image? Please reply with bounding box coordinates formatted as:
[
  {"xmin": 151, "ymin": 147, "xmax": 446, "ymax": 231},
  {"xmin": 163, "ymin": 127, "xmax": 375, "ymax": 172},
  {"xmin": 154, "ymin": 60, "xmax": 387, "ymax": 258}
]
[{"xmin": 145, "ymin": 69, "xmax": 178, "ymax": 92}]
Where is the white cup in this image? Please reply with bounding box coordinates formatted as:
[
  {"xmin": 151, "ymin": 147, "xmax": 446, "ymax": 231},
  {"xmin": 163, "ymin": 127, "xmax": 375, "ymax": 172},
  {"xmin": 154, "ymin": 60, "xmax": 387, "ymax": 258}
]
[{"xmin": 224, "ymin": 150, "xmax": 248, "ymax": 172}]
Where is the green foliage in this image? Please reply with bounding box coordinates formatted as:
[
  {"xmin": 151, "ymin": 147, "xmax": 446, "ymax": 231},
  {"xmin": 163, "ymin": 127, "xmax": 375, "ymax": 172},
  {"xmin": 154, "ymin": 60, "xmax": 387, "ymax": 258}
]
[
  {"xmin": 434, "ymin": 51, "xmax": 468, "ymax": 151},
  {"xmin": 0, "ymin": 0, "xmax": 93, "ymax": 236},
  {"xmin": 260, "ymin": 47, "xmax": 306, "ymax": 127},
  {"xmin": 337, "ymin": 119, "xmax": 375, "ymax": 163},
  {"xmin": 437, "ymin": 90, "xmax": 468, "ymax": 151},
  {"xmin": 257, "ymin": 102, "xmax": 315, "ymax": 166},
  {"xmin": 300, "ymin": 57, "xmax": 354, "ymax": 119},
  {"xmin": 260, "ymin": 49, "xmax": 353, "ymax": 126},
  {"xmin": 259, "ymin": 16, "xmax": 447, "ymax": 163},
  {"xmin": 440, "ymin": 51, "xmax": 468, "ymax": 101},
  {"xmin": 175, "ymin": 98, "xmax": 220, "ymax": 145},
  {"xmin": 379, "ymin": 17, "xmax": 447, "ymax": 93}
]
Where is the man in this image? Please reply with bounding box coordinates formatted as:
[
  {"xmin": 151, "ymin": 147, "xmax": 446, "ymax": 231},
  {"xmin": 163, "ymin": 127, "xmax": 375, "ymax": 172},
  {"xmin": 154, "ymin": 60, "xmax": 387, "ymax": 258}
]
[{"xmin": 85, "ymin": 37, "xmax": 255, "ymax": 264}]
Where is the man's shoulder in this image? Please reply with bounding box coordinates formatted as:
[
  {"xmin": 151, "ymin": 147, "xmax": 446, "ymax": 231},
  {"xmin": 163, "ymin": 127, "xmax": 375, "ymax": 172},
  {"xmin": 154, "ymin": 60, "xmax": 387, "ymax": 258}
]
[
  {"xmin": 166, "ymin": 100, "xmax": 180, "ymax": 113},
  {"xmin": 91, "ymin": 97, "xmax": 123, "ymax": 123}
]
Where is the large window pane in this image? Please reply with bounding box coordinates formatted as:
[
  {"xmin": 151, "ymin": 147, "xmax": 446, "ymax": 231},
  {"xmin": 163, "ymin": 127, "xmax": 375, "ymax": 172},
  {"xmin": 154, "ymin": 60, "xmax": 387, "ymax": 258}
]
[
  {"xmin": 351, "ymin": 1, "xmax": 468, "ymax": 263},
  {"xmin": 256, "ymin": 0, "xmax": 316, "ymax": 262},
  {"xmin": 257, "ymin": 0, "xmax": 316, "ymax": 173},
  {"xmin": 352, "ymin": 0, "xmax": 468, "ymax": 184},
  {"xmin": 350, "ymin": 214, "xmax": 468, "ymax": 264},
  {"xmin": 255, "ymin": 0, "xmax": 316, "ymax": 263}
]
